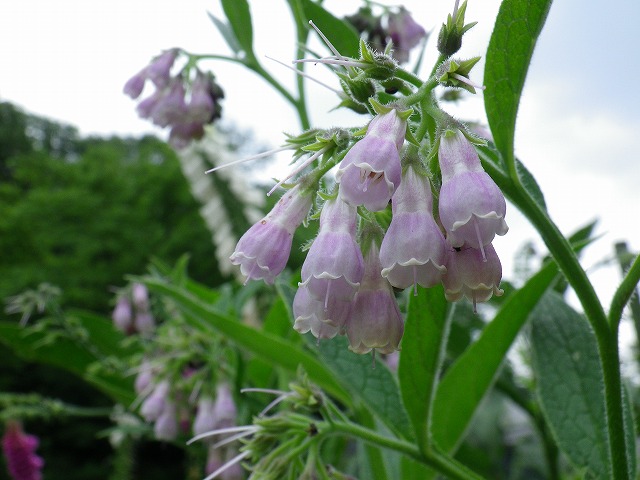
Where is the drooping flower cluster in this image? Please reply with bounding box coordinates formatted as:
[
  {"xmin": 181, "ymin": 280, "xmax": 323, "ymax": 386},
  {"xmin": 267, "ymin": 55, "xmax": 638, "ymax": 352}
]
[
  {"xmin": 2, "ymin": 422, "xmax": 44, "ymax": 480},
  {"xmin": 111, "ymin": 283, "xmax": 155, "ymax": 335},
  {"xmin": 124, "ymin": 49, "xmax": 224, "ymax": 148},
  {"xmin": 228, "ymin": 107, "xmax": 508, "ymax": 352}
]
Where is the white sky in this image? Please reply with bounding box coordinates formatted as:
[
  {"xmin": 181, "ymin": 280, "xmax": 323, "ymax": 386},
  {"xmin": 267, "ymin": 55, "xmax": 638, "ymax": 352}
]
[{"xmin": 1, "ymin": 0, "xmax": 639, "ymax": 341}]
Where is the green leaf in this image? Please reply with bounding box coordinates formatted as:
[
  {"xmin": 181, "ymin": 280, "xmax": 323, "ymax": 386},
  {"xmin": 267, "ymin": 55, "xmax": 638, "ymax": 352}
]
[
  {"xmin": 144, "ymin": 278, "xmax": 350, "ymax": 404},
  {"xmin": 207, "ymin": 11, "xmax": 242, "ymax": 54},
  {"xmin": 220, "ymin": 0, "xmax": 255, "ymax": 60},
  {"xmin": 530, "ymin": 292, "xmax": 610, "ymax": 477},
  {"xmin": 398, "ymin": 285, "xmax": 449, "ymax": 450},
  {"xmin": 0, "ymin": 316, "xmax": 135, "ymax": 405},
  {"xmin": 316, "ymin": 336, "xmax": 412, "ymax": 439},
  {"xmin": 298, "ymin": 0, "xmax": 360, "ymax": 58},
  {"xmin": 431, "ymin": 260, "xmax": 558, "ymax": 452},
  {"xmin": 484, "ymin": 0, "xmax": 553, "ymax": 163}
]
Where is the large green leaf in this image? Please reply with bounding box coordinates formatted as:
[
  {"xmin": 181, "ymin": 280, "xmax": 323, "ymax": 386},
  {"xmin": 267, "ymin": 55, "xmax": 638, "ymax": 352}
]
[
  {"xmin": 298, "ymin": 0, "xmax": 360, "ymax": 57},
  {"xmin": 530, "ymin": 292, "xmax": 611, "ymax": 477},
  {"xmin": 398, "ymin": 285, "xmax": 449, "ymax": 450},
  {"xmin": 0, "ymin": 314, "xmax": 135, "ymax": 405},
  {"xmin": 484, "ymin": 0, "xmax": 553, "ymax": 163},
  {"xmin": 431, "ymin": 260, "xmax": 558, "ymax": 452},
  {"xmin": 144, "ymin": 279, "xmax": 350, "ymax": 404},
  {"xmin": 220, "ymin": 0, "xmax": 255, "ymax": 61}
]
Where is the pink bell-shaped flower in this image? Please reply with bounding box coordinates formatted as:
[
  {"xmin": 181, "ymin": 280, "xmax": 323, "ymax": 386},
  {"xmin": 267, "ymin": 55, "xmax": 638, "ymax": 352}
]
[
  {"xmin": 292, "ymin": 286, "xmax": 350, "ymax": 340},
  {"xmin": 336, "ymin": 109, "xmax": 407, "ymax": 211},
  {"xmin": 346, "ymin": 241, "xmax": 404, "ymax": 354},
  {"xmin": 380, "ymin": 165, "xmax": 447, "ymax": 292},
  {"xmin": 230, "ymin": 184, "xmax": 313, "ymax": 284},
  {"xmin": 438, "ymin": 129, "xmax": 508, "ymax": 258},
  {"xmin": 300, "ymin": 194, "xmax": 364, "ymax": 305},
  {"xmin": 442, "ymin": 243, "xmax": 504, "ymax": 311}
]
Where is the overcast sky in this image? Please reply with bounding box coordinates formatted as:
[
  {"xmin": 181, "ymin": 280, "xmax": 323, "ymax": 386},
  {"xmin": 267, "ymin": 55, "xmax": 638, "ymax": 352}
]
[{"xmin": 1, "ymin": 0, "xmax": 639, "ymax": 333}]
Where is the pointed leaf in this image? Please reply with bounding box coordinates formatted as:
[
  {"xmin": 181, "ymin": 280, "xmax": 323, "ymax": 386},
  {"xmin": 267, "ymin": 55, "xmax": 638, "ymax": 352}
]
[
  {"xmin": 398, "ymin": 285, "xmax": 449, "ymax": 450},
  {"xmin": 207, "ymin": 11, "xmax": 242, "ymax": 54},
  {"xmin": 220, "ymin": 0, "xmax": 255, "ymax": 60},
  {"xmin": 431, "ymin": 260, "xmax": 558, "ymax": 452},
  {"xmin": 530, "ymin": 292, "xmax": 610, "ymax": 476},
  {"xmin": 484, "ymin": 0, "xmax": 553, "ymax": 163}
]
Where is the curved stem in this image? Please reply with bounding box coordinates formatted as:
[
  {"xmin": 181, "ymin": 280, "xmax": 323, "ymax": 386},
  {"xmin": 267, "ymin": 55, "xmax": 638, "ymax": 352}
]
[
  {"xmin": 481, "ymin": 150, "xmax": 629, "ymax": 479},
  {"xmin": 609, "ymin": 251, "xmax": 640, "ymax": 331},
  {"xmin": 329, "ymin": 421, "xmax": 486, "ymax": 480}
]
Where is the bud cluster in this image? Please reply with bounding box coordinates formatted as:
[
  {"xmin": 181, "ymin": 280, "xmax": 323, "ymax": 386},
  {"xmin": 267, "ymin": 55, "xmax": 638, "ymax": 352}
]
[
  {"xmin": 229, "ymin": 107, "xmax": 507, "ymax": 353},
  {"xmin": 111, "ymin": 283, "xmax": 155, "ymax": 335},
  {"xmin": 123, "ymin": 49, "xmax": 224, "ymax": 148}
]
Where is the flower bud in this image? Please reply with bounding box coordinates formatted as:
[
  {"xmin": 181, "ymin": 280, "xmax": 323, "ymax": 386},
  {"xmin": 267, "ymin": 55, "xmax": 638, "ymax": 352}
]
[
  {"xmin": 346, "ymin": 240, "xmax": 404, "ymax": 354},
  {"xmin": 387, "ymin": 8, "xmax": 427, "ymax": 64},
  {"xmin": 192, "ymin": 396, "xmax": 216, "ymax": 436},
  {"xmin": 123, "ymin": 69, "xmax": 147, "ymax": 99},
  {"xmin": 438, "ymin": 129, "xmax": 508, "ymax": 254},
  {"xmin": 154, "ymin": 401, "xmax": 178, "ymax": 441},
  {"xmin": 437, "ymin": 1, "xmax": 477, "ymax": 56},
  {"xmin": 442, "ymin": 244, "xmax": 503, "ymax": 311},
  {"xmin": 140, "ymin": 380, "xmax": 170, "ymax": 422},
  {"xmin": 212, "ymin": 383, "xmax": 237, "ymax": 430},
  {"xmin": 336, "ymin": 109, "xmax": 406, "ymax": 211},
  {"xmin": 112, "ymin": 297, "xmax": 133, "ymax": 333},
  {"xmin": 147, "ymin": 49, "xmax": 178, "ymax": 88},
  {"xmin": 132, "ymin": 283, "xmax": 150, "ymax": 311},
  {"xmin": 230, "ymin": 184, "xmax": 313, "ymax": 284},
  {"xmin": 380, "ymin": 165, "xmax": 447, "ymax": 291},
  {"xmin": 300, "ymin": 195, "xmax": 364, "ymax": 304}
]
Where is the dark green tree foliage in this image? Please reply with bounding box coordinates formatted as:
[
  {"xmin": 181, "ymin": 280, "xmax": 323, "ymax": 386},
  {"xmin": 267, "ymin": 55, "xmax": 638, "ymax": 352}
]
[{"xmin": 0, "ymin": 102, "xmax": 221, "ymax": 313}]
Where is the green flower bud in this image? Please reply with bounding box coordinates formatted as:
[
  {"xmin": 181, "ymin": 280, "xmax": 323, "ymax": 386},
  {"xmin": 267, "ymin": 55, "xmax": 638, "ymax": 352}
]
[{"xmin": 437, "ymin": 0, "xmax": 477, "ymax": 56}]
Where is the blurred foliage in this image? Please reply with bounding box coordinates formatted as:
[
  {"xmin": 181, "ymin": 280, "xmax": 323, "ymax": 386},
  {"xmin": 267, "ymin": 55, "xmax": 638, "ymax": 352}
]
[{"xmin": 0, "ymin": 101, "xmax": 221, "ymax": 314}]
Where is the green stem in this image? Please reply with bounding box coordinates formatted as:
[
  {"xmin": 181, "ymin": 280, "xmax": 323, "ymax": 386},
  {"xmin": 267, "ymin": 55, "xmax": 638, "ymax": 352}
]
[
  {"xmin": 609, "ymin": 249, "xmax": 640, "ymax": 332},
  {"xmin": 483, "ymin": 152, "xmax": 629, "ymax": 479},
  {"xmin": 329, "ymin": 421, "xmax": 486, "ymax": 480}
]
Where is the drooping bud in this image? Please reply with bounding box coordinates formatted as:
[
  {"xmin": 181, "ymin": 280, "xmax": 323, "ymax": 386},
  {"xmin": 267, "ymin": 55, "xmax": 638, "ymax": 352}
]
[
  {"xmin": 154, "ymin": 401, "xmax": 178, "ymax": 441},
  {"xmin": 336, "ymin": 106, "xmax": 408, "ymax": 211},
  {"xmin": 438, "ymin": 129, "xmax": 508, "ymax": 256},
  {"xmin": 140, "ymin": 380, "xmax": 170, "ymax": 422},
  {"xmin": 346, "ymin": 239, "xmax": 404, "ymax": 355},
  {"xmin": 112, "ymin": 297, "xmax": 133, "ymax": 333},
  {"xmin": 146, "ymin": 49, "xmax": 178, "ymax": 88},
  {"xmin": 380, "ymin": 165, "xmax": 447, "ymax": 292},
  {"xmin": 437, "ymin": 1, "xmax": 477, "ymax": 56},
  {"xmin": 230, "ymin": 184, "xmax": 314, "ymax": 284},
  {"xmin": 387, "ymin": 8, "xmax": 427, "ymax": 64},
  {"xmin": 300, "ymin": 194, "xmax": 364, "ymax": 305},
  {"xmin": 442, "ymin": 244, "xmax": 503, "ymax": 311}
]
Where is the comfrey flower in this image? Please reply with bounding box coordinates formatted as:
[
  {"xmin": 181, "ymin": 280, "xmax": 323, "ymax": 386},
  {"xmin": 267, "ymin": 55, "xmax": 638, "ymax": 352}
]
[
  {"xmin": 300, "ymin": 193, "xmax": 364, "ymax": 305},
  {"xmin": 292, "ymin": 286, "xmax": 347, "ymax": 340},
  {"xmin": 380, "ymin": 164, "xmax": 447, "ymax": 292},
  {"xmin": 140, "ymin": 380, "xmax": 171, "ymax": 422},
  {"xmin": 346, "ymin": 229, "xmax": 404, "ymax": 355},
  {"xmin": 387, "ymin": 8, "xmax": 427, "ymax": 64},
  {"xmin": 230, "ymin": 183, "xmax": 314, "ymax": 284},
  {"xmin": 154, "ymin": 400, "xmax": 179, "ymax": 441},
  {"xmin": 2, "ymin": 421, "xmax": 44, "ymax": 480},
  {"xmin": 442, "ymin": 244, "xmax": 503, "ymax": 311},
  {"xmin": 124, "ymin": 50, "xmax": 224, "ymax": 148},
  {"xmin": 438, "ymin": 129, "xmax": 508, "ymax": 258},
  {"xmin": 336, "ymin": 105, "xmax": 409, "ymax": 211}
]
